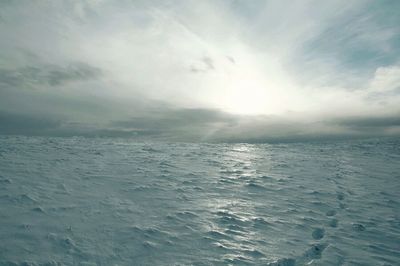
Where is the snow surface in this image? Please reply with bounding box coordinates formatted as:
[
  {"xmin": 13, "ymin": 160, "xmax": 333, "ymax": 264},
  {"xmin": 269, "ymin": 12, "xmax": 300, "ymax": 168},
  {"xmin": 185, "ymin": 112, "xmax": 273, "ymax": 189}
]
[{"xmin": 0, "ymin": 136, "xmax": 399, "ymax": 265}]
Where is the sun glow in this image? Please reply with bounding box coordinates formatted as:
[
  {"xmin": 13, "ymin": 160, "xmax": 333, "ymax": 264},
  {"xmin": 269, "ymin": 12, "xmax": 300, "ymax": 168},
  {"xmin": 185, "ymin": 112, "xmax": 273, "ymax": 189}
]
[
  {"xmin": 224, "ymin": 80, "xmax": 269, "ymax": 115},
  {"xmin": 212, "ymin": 53, "xmax": 286, "ymax": 116}
]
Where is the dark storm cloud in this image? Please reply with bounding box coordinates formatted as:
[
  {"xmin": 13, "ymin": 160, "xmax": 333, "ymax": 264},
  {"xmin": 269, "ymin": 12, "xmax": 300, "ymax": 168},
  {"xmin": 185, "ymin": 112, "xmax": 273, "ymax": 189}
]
[
  {"xmin": 110, "ymin": 108, "xmax": 238, "ymax": 140},
  {"xmin": 0, "ymin": 62, "xmax": 102, "ymax": 89},
  {"xmin": 333, "ymin": 115, "xmax": 400, "ymax": 128},
  {"xmin": 0, "ymin": 106, "xmax": 236, "ymax": 139},
  {"xmin": 109, "ymin": 109, "xmax": 400, "ymax": 142},
  {"xmin": 1, "ymin": 105, "xmax": 399, "ymax": 141},
  {"xmin": 113, "ymin": 108, "xmax": 235, "ymax": 129},
  {"xmin": 0, "ymin": 111, "xmax": 62, "ymax": 135}
]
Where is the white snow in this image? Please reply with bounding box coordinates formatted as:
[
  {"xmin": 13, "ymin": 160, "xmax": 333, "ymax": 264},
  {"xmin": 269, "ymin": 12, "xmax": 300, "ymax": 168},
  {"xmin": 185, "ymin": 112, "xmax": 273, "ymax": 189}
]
[{"xmin": 0, "ymin": 136, "xmax": 399, "ymax": 265}]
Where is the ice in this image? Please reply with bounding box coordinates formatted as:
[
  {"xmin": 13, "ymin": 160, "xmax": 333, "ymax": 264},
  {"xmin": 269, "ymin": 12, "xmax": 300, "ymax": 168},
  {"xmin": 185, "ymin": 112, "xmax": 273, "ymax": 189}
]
[
  {"xmin": 352, "ymin": 223, "xmax": 366, "ymax": 232},
  {"xmin": 312, "ymin": 228, "xmax": 325, "ymax": 240},
  {"xmin": 0, "ymin": 136, "xmax": 399, "ymax": 265}
]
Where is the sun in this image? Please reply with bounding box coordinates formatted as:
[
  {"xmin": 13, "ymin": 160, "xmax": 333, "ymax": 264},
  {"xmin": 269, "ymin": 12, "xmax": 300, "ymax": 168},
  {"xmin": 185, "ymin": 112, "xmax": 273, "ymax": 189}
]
[
  {"xmin": 201, "ymin": 49, "xmax": 294, "ymax": 116},
  {"xmin": 224, "ymin": 82, "xmax": 269, "ymax": 115},
  {"xmin": 216, "ymin": 62, "xmax": 276, "ymax": 115}
]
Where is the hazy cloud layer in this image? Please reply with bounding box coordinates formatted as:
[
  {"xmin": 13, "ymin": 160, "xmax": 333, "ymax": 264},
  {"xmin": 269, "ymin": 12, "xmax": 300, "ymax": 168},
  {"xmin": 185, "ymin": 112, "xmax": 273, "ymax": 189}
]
[
  {"xmin": 0, "ymin": 62, "xmax": 101, "ymax": 88},
  {"xmin": 0, "ymin": 0, "xmax": 399, "ymax": 141},
  {"xmin": 2, "ymin": 106, "xmax": 399, "ymax": 142}
]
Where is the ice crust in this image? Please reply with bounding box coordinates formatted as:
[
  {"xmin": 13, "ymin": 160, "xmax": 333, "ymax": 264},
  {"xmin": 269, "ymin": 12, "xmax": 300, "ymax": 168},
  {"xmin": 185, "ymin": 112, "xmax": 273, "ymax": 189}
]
[{"xmin": 0, "ymin": 136, "xmax": 399, "ymax": 265}]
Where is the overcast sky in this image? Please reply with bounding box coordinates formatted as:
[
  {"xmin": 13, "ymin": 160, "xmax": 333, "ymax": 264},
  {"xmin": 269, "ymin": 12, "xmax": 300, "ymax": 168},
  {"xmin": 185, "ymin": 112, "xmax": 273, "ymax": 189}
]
[{"xmin": 0, "ymin": 0, "xmax": 399, "ymax": 141}]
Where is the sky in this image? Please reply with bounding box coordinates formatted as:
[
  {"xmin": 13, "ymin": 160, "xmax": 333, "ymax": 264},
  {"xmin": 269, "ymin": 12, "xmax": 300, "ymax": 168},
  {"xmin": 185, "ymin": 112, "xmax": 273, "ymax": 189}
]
[{"xmin": 0, "ymin": 0, "xmax": 400, "ymax": 142}]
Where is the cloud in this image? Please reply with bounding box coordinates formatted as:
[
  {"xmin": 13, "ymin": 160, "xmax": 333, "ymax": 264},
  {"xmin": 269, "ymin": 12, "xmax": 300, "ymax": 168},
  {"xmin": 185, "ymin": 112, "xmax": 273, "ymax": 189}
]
[
  {"xmin": 189, "ymin": 56, "xmax": 216, "ymax": 73},
  {"xmin": 333, "ymin": 115, "xmax": 400, "ymax": 128},
  {"xmin": 227, "ymin": 56, "xmax": 235, "ymax": 64},
  {"xmin": 0, "ymin": 62, "xmax": 102, "ymax": 89},
  {"xmin": 369, "ymin": 65, "xmax": 400, "ymax": 93},
  {"xmin": 110, "ymin": 108, "xmax": 237, "ymax": 141},
  {"xmin": 62, "ymin": 107, "xmax": 400, "ymax": 141},
  {"xmin": 0, "ymin": 1, "xmax": 399, "ymax": 141},
  {"xmin": 1, "ymin": 105, "xmax": 399, "ymax": 141},
  {"xmin": 202, "ymin": 56, "xmax": 215, "ymax": 70},
  {"xmin": 0, "ymin": 111, "xmax": 62, "ymax": 135}
]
